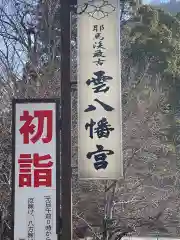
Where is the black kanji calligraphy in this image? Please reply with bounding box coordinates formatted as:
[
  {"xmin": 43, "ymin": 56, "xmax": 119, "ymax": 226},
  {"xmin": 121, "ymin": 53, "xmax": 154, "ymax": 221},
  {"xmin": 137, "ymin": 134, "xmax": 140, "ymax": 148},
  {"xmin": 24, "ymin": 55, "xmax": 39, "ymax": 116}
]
[
  {"xmin": 93, "ymin": 41, "xmax": 106, "ymax": 66},
  {"xmin": 84, "ymin": 98, "xmax": 114, "ymax": 112},
  {"xmin": 93, "ymin": 41, "xmax": 105, "ymax": 49},
  {"xmin": 84, "ymin": 104, "xmax": 96, "ymax": 112},
  {"xmin": 93, "ymin": 41, "xmax": 105, "ymax": 50},
  {"xmin": 86, "ymin": 71, "xmax": 112, "ymax": 93},
  {"xmin": 45, "ymin": 207, "xmax": 51, "ymax": 213},
  {"xmin": 85, "ymin": 119, "xmax": 96, "ymax": 139},
  {"xmin": 94, "ymin": 33, "xmax": 104, "ymax": 40},
  {"xmin": 93, "ymin": 58, "xmax": 105, "ymax": 66},
  {"xmin": 95, "ymin": 117, "xmax": 114, "ymax": 138},
  {"xmin": 93, "ymin": 25, "xmax": 104, "ymax": 32},
  {"xmin": 95, "ymin": 99, "xmax": 114, "ymax": 111},
  {"xmin": 85, "ymin": 117, "xmax": 114, "ymax": 139},
  {"xmin": 45, "ymin": 225, "xmax": 52, "ymax": 231},
  {"xmin": 28, "ymin": 198, "xmax": 34, "ymax": 214},
  {"xmin": 93, "ymin": 49, "xmax": 105, "ymax": 58},
  {"xmin": 87, "ymin": 144, "xmax": 114, "ymax": 170},
  {"xmin": 46, "ymin": 213, "xmax": 52, "ymax": 219}
]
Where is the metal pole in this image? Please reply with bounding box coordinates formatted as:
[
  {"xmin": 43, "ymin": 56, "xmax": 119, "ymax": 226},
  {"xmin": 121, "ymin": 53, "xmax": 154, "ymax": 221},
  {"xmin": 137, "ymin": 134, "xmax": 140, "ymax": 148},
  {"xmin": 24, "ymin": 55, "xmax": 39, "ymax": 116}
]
[{"xmin": 60, "ymin": 0, "xmax": 72, "ymax": 239}]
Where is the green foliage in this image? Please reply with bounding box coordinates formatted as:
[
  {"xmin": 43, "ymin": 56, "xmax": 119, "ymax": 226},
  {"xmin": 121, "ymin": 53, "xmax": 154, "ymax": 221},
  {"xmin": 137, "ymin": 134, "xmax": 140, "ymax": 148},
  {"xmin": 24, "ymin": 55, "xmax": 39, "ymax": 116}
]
[{"xmin": 129, "ymin": 6, "xmax": 180, "ymax": 79}]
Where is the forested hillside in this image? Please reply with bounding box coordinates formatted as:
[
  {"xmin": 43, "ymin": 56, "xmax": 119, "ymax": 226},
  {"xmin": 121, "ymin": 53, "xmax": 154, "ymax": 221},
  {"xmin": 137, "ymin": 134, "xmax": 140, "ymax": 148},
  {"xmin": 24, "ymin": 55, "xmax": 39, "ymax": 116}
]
[{"xmin": 0, "ymin": 0, "xmax": 179, "ymax": 239}]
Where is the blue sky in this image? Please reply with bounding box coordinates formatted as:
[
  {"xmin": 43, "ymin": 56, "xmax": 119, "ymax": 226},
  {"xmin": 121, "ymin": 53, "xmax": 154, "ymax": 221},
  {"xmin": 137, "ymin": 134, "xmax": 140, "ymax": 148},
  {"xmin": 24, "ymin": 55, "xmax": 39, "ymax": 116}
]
[
  {"xmin": 143, "ymin": 0, "xmax": 171, "ymax": 4},
  {"xmin": 144, "ymin": 0, "xmax": 151, "ymax": 3}
]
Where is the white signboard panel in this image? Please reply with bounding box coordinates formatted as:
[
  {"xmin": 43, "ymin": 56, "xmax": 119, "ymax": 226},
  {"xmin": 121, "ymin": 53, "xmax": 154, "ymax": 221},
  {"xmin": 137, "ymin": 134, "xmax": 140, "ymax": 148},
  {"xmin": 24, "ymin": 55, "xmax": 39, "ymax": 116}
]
[
  {"xmin": 12, "ymin": 99, "xmax": 60, "ymax": 240},
  {"xmin": 77, "ymin": 0, "xmax": 123, "ymax": 179}
]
